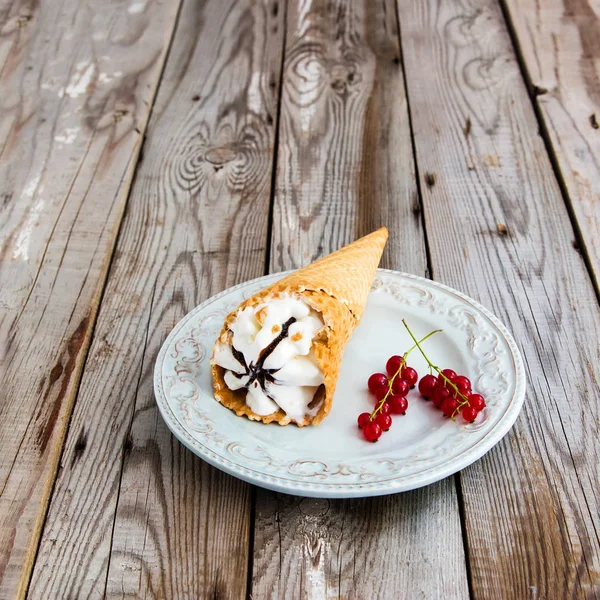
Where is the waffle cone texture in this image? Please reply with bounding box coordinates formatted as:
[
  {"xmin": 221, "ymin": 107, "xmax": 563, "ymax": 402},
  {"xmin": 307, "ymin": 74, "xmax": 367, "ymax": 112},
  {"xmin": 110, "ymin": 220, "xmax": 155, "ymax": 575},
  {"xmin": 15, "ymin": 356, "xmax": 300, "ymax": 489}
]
[{"xmin": 211, "ymin": 228, "xmax": 388, "ymax": 426}]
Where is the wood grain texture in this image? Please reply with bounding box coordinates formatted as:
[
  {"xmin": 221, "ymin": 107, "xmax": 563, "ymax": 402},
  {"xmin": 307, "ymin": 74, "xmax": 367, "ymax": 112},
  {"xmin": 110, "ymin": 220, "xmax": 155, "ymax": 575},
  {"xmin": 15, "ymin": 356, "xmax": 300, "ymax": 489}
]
[
  {"xmin": 254, "ymin": 480, "xmax": 467, "ymax": 599},
  {"xmin": 28, "ymin": 0, "xmax": 284, "ymax": 598},
  {"xmin": 270, "ymin": 0, "xmax": 426, "ymax": 271},
  {"xmin": 501, "ymin": 0, "xmax": 600, "ymax": 292},
  {"xmin": 252, "ymin": 1, "xmax": 469, "ymax": 598},
  {"xmin": 398, "ymin": 0, "xmax": 600, "ymax": 597},
  {"xmin": 0, "ymin": 0, "xmax": 182, "ymax": 597}
]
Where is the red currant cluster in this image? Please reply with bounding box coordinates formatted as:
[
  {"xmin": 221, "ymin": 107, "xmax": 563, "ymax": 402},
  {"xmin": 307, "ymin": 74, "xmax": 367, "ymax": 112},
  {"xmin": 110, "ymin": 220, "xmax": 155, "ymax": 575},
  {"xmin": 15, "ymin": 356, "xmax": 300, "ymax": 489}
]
[
  {"xmin": 403, "ymin": 319, "xmax": 486, "ymax": 422},
  {"xmin": 357, "ymin": 356, "xmax": 418, "ymax": 442},
  {"xmin": 357, "ymin": 321, "xmax": 488, "ymax": 442},
  {"xmin": 418, "ymin": 369, "xmax": 486, "ymax": 421}
]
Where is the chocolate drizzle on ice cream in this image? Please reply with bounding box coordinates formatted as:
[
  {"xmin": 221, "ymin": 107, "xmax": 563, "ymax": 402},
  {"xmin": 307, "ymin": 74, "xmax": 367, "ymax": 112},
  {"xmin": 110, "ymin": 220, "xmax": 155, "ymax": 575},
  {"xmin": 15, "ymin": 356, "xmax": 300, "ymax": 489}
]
[
  {"xmin": 230, "ymin": 317, "xmax": 297, "ymax": 400},
  {"xmin": 212, "ymin": 296, "xmax": 325, "ymax": 423}
]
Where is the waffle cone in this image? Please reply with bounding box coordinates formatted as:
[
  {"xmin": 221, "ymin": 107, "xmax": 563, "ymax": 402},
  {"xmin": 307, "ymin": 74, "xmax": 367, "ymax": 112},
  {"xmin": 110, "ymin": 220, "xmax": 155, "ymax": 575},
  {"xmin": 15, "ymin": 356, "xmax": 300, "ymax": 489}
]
[{"xmin": 211, "ymin": 228, "xmax": 388, "ymax": 426}]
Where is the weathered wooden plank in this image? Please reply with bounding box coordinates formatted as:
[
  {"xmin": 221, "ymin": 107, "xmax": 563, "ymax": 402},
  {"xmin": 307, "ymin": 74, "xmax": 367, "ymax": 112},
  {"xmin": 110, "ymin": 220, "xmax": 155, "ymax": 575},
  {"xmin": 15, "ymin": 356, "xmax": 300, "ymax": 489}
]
[
  {"xmin": 251, "ymin": 1, "xmax": 469, "ymax": 598},
  {"xmin": 254, "ymin": 480, "xmax": 467, "ymax": 598},
  {"xmin": 501, "ymin": 0, "xmax": 600, "ymax": 292},
  {"xmin": 0, "ymin": 1, "xmax": 182, "ymax": 597},
  {"xmin": 397, "ymin": 0, "xmax": 600, "ymax": 597},
  {"xmin": 28, "ymin": 0, "xmax": 284, "ymax": 598}
]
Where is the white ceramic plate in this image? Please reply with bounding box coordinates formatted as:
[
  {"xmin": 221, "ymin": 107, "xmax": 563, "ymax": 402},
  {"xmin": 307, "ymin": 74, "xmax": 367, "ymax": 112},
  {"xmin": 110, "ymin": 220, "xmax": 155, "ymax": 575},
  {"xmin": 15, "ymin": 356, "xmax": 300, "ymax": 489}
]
[{"xmin": 154, "ymin": 270, "xmax": 525, "ymax": 498}]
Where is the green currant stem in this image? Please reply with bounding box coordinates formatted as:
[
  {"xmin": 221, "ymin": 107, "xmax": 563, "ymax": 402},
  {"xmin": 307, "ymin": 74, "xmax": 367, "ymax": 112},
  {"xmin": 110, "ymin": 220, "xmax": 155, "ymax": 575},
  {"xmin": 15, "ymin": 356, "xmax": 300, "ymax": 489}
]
[
  {"xmin": 402, "ymin": 319, "xmax": 469, "ymax": 419},
  {"xmin": 404, "ymin": 328, "xmax": 442, "ymax": 360},
  {"xmin": 370, "ymin": 329, "xmax": 442, "ymax": 420}
]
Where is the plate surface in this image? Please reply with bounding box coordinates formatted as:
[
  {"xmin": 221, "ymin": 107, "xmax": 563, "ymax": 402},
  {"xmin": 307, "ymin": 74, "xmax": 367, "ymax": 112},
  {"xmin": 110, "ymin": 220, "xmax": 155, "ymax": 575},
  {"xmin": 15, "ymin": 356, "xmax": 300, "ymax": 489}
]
[{"xmin": 154, "ymin": 270, "xmax": 525, "ymax": 498}]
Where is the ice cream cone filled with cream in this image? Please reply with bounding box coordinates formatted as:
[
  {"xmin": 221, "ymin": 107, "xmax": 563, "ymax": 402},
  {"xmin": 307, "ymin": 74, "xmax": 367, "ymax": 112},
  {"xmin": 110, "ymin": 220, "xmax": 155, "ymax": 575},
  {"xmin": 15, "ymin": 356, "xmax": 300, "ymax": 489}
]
[{"xmin": 211, "ymin": 228, "xmax": 388, "ymax": 426}]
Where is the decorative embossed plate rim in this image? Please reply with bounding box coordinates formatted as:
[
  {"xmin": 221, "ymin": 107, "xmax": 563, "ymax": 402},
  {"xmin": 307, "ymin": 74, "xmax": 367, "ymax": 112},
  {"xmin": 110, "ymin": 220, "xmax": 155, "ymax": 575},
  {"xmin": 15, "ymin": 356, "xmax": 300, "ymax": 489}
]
[{"xmin": 154, "ymin": 270, "xmax": 526, "ymax": 498}]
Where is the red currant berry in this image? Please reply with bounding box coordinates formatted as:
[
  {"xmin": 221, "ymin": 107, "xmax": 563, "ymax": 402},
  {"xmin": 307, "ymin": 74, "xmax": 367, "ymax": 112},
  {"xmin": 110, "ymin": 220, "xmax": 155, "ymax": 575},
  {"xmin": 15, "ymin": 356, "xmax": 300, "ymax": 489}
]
[
  {"xmin": 441, "ymin": 397, "xmax": 459, "ymax": 418},
  {"xmin": 363, "ymin": 422, "xmax": 382, "ymax": 442},
  {"xmin": 377, "ymin": 386, "xmax": 391, "ymax": 401},
  {"xmin": 449, "ymin": 388, "xmax": 462, "ymax": 400},
  {"xmin": 388, "ymin": 394, "xmax": 408, "ymax": 415},
  {"xmin": 368, "ymin": 373, "xmax": 388, "ymax": 394},
  {"xmin": 386, "ymin": 355, "xmax": 405, "ymax": 377},
  {"xmin": 431, "ymin": 386, "xmax": 450, "ymax": 409},
  {"xmin": 379, "ymin": 402, "xmax": 391, "ymax": 415},
  {"xmin": 441, "ymin": 369, "xmax": 457, "ymax": 382},
  {"xmin": 402, "ymin": 366, "xmax": 418, "ymax": 388},
  {"xmin": 443, "ymin": 380, "xmax": 457, "ymax": 391},
  {"xmin": 369, "ymin": 374, "xmax": 389, "ymax": 400},
  {"xmin": 461, "ymin": 406, "xmax": 478, "ymax": 423},
  {"xmin": 391, "ymin": 378, "xmax": 409, "ymax": 396},
  {"xmin": 357, "ymin": 413, "xmax": 371, "ymax": 429},
  {"xmin": 467, "ymin": 393, "xmax": 486, "ymax": 412},
  {"xmin": 454, "ymin": 375, "xmax": 471, "ymax": 394},
  {"xmin": 374, "ymin": 413, "xmax": 392, "ymax": 431},
  {"xmin": 418, "ymin": 374, "xmax": 438, "ymax": 398}
]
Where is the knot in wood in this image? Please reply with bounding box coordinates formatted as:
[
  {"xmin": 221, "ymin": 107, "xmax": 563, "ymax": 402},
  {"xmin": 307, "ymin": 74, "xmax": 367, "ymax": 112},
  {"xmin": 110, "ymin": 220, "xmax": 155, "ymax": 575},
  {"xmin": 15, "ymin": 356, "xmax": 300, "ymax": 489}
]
[
  {"xmin": 204, "ymin": 146, "xmax": 238, "ymax": 166},
  {"xmin": 18, "ymin": 14, "xmax": 33, "ymax": 27},
  {"xmin": 298, "ymin": 497, "xmax": 329, "ymax": 517},
  {"xmin": 329, "ymin": 63, "xmax": 359, "ymax": 94}
]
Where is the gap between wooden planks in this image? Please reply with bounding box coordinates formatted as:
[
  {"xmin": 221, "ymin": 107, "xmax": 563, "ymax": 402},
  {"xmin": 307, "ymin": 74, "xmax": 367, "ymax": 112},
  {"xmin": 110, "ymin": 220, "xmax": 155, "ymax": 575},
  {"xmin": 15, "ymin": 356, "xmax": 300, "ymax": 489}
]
[
  {"xmin": 0, "ymin": 1, "xmax": 183, "ymax": 599},
  {"xmin": 398, "ymin": 0, "xmax": 600, "ymax": 597},
  {"xmin": 28, "ymin": 0, "xmax": 284, "ymax": 598}
]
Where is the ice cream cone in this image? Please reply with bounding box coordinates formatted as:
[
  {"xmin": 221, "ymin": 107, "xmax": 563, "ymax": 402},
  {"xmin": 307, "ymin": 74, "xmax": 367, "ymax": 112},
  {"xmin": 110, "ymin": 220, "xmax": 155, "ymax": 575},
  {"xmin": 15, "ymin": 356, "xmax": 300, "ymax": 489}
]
[{"xmin": 211, "ymin": 227, "xmax": 388, "ymax": 426}]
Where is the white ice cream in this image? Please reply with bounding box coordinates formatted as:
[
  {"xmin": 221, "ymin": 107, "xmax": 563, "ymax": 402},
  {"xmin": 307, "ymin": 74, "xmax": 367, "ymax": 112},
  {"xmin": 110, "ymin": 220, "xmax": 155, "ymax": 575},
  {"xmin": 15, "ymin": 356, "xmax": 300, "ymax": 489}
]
[{"xmin": 212, "ymin": 295, "xmax": 326, "ymax": 422}]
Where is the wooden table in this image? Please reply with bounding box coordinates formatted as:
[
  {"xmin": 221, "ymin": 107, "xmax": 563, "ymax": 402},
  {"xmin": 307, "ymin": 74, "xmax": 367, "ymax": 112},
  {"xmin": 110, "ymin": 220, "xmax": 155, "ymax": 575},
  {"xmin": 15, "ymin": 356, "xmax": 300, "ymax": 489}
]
[{"xmin": 1, "ymin": 0, "xmax": 599, "ymax": 597}]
